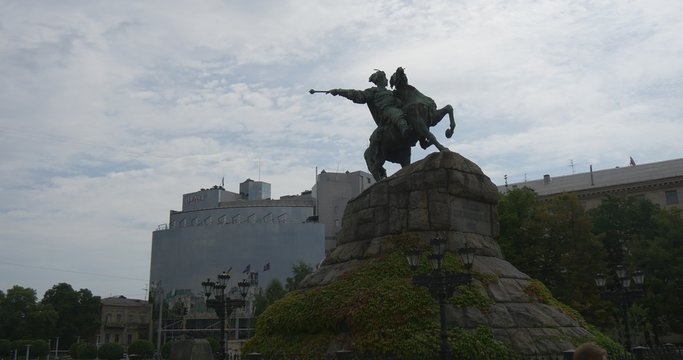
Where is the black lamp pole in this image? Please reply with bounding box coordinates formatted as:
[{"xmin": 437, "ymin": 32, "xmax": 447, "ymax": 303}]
[
  {"xmin": 595, "ymin": 265, "xmax": 645, "ymax": 351},
  {"xmin": 406, "ymin": 236, "xmax": 476, "ymax": 360},
  {"xmin": 202, "ymin": 271, "xmax": 251, "ymax": 360}
]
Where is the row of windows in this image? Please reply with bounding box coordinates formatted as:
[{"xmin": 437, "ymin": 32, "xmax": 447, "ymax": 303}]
[
  {"xmin": 169, "ymin": 213, "xmax": 289, "ymax": 229},
  {"xmin": 105, "ymin": 312, "xmax": 146, "ymax": 324}
]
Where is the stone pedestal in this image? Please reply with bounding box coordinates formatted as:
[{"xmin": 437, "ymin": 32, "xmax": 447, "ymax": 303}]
[{"xmin": 301, "ymin": 151, "xmax": 592, "ymax": 355}]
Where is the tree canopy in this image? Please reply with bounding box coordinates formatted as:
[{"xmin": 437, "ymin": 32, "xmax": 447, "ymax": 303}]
[
  {"xmin": 0, "ymin": 282, "xmax": 101, "ymax": 347},
  {"xmin": 497, "ymin": 189, "xmax": 683, "ymax": 344}
]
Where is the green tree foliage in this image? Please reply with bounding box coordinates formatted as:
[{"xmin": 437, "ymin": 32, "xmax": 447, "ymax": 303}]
[
  {"xmin": 98, "ymin": 343, "xmax": 124, "ymax": 360},
  {"xmin": 8, "ymin": 339, "xmax": 49, "ymax": 357},
  {"xmin": 624, "ymin": 204, "xmax": 683, "ymax": 343},
  {"xmin": 27, "ymin": 303, "xmax": 58, "ymax": 340},
  {"xmin": 0, "ymin": 339, "xmax": 10, "ymax": 356},
  {"xmin": 253, "ymin": 279, "xmax": 286, "ymax": 316},
  {"xmin": 497, "ymin": 189, "xmax": 606, "ymax": 319},
  {"xmin": 254, "ymin": 261, "xmax": 314, "ymax": 316},
  {"xmin": 41, "ymin": 283, "xmax": 101, "ymax": 348},
  {"xmin": 161, "ymin": 341, "xmax": 173, "ymax": 359},
  {"xmin": 128, "ymin": 339, "xmax": 155, "ymax": 358},
  {"xmin": 589, "ymin": 196, "xmax": 660, "ymax": 266},
  {"xmin": 0, "ymin": 286, "xmax": 38, "ymax": 339},
  {"xmin": 30, "ymin": 339, "xmax": 50, "ymax": 357},
  {"xmin": 285, "ymin": 261, "xmax": 313, "ymax": 291},
  {"xmin": 73, "ymin": 342, "xmax": 97, "ymax": 359}
]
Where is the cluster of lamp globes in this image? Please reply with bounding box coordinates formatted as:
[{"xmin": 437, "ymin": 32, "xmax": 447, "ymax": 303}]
[
  {"xmin": 595, "ymin": 265, "xmax": 645, "ymax": 290},
  {"xmin": 405, "ymin": 236, "xmax": 476, "ymax": 273},
  {"xmin": 201, "ymin": 271, "xmax": 251, "ymax": 301}
]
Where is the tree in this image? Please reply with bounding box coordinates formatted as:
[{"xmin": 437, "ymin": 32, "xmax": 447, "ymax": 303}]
[
  {"xmin": 0, "ymin": 339, "xmax": 10, "ymax": 357},
  {"xmin": 626, "ymin": 206, "xmax": 683, "ymax": 343},
  {"xmin": 41, "ymin": 283, "xmax": 101, "ymax": 347},
  {"xmin": 497, "ymin": 190, "xmax": 608, "ymax": 322},
  {"xmin": 98, "ymin": 343, "xmax": 123, "ymax": 360},
  {"xmin": 254, "ymin": 279, "xmax": 286, "ymax": 316},
  {"xmin": 30, "ymin": 339, "xmax": 50, "ymax": 357},
  {"xmin": 285, "ymin": 261, "xmax": 313, "ymax": 292},
  {"xmin": 27, "ymin": 303, "xmax": 58, "ymax": 339},
  {"xmin": 0, "ymin": 286, "xmax": 37, "ymax": 339},
  {"xmin": 589, "ymin": 196, "xmax": 659, "ymax": 266},
  {"xmin": 73, "ymin": 342, "xmax": 97, "ymax": 360},
  {"xmin": 128, "ymin": 339, "xmax": 155, "ymax": 358}
]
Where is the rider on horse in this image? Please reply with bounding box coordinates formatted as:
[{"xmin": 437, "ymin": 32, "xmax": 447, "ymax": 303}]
[{"xmin": 329, "ymin": 70, "xmax": 411, "ymax": 140}]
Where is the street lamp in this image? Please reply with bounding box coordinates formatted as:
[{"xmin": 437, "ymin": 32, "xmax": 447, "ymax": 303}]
[
  {"xmin": 405, "ymin": 235, "xmax": 476, "ymax": 360},
  {"xmin": 594, "ymin": 265, "xmax": 645, "ymax": 351},
  {"xmin": 202, "ymin": 271, "xmax": 251, "ymax": 360}
]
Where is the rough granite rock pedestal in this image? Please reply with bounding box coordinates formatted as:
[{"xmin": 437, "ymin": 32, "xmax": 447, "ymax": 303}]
[{"xmin": 301, "ymin": 151, "xmax": 592, "ymax": 355}]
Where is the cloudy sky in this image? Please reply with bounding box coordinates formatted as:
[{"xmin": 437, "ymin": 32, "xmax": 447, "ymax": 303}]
[{"xmin": 1, "ymin": 0, "xmax": 682, "ymax": 300}]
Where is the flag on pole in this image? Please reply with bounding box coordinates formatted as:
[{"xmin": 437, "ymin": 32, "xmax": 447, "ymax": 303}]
[
  {"xmin": 242, "ymin": 264, "xmax": 251, "ymax": 274},
  {"xmin": 263, "ymin": 262, "xmax": 271, "ymax": 272}
]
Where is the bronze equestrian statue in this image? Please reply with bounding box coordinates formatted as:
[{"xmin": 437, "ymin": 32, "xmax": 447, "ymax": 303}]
[{"xmin": 310, "ymin": 67, "xmax": 456, "ymax": 181}]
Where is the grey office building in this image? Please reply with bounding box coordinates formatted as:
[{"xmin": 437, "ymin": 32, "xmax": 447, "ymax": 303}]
[{"xmin": 150, "ymin": 171, "xmax": 373, "ymax": 297}]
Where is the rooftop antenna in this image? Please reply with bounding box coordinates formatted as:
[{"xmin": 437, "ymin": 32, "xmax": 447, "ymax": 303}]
[{"xmin": 569, "ymin": 159, "xmax": 575, "ymax": 174}]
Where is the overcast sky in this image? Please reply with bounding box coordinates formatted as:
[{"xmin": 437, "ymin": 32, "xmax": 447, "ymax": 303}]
[{"xmin": 1, "ymin": 0, "xmax": 682, "ymax": 300}]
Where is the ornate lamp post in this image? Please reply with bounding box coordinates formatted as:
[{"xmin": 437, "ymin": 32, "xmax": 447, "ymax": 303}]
[
  {"xmin": 406, "ymin": 236, "xmax": 476, "ymax": 360},
  {"xmin": 594, "ymin": 265, "xmax": 645, "ymax": 351},
  {"xmin": 202, "ymin": 271, "xmax": 250, "ymax": 360}
]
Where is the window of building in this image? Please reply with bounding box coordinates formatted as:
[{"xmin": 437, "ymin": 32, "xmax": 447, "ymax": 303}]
[
  {"xmin": 116, "ymin": 314, "xmax": 122, "ymax": 323},
  {"xmin": 127, "ymin": 334, "xmax": 133, "ymax": 345},
  {"xmin": 105, "ymin": 333, "xmax": 110, "ymax": 343},
  {"xmin": 114, "ymin": 334, "xmax": 119, "ymax": 343},
  {"xmin": 665, "ymin": 190, "xmax": 679, "ymax": 205}
]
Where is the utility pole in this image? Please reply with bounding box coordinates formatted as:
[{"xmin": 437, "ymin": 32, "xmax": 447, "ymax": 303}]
[{"xmin": 152, "ymin": 281, "xmax": 163, "ymax": 360}]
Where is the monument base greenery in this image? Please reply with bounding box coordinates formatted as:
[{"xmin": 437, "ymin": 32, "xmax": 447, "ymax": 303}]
[
  {"xmin": 245, "ymin": 236, "xmax": 507, "ymax": 358},
  {"xmin": 244, "ymin": 234, "xmax": 621, "ymax": 357}
]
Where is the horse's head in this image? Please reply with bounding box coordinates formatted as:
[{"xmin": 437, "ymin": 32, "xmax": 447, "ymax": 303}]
[{"xmin": 390, "ymin": 67, "xmax": 407, "ymax": 89}]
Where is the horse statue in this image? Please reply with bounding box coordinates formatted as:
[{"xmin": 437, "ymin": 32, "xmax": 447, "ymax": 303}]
[
  {"xmin": 363, "ymin": 67, "xmax": 456, "ymax": 180},
  {"xmin": 310, "ymin": 67, "xmax": 456, "ymax": 181}
]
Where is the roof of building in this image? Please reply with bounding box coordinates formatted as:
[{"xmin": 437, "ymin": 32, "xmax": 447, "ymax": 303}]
[
  {"xmin": 500, "ymin": 158, "xmax": 683, "ymax": 196},
  {"xmin": 102, "ymin": 296, "xmax": 149, "ymax": 307}
]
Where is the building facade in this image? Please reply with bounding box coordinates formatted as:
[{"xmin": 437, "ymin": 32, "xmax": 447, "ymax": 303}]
[
  {"xmin": 312, "ymin": 170, "xmax": 375, "ymax": 254},
  {"xmin": 499, "ymin": 158, "xmax": 683, "ymax": 210},
  {"xmin": 98, "ymin": 296, "xmax": 150, "ymax": 348},
  {"xmin": 149, "ymin": 171, "xmax": 372, "ymax": 350}
]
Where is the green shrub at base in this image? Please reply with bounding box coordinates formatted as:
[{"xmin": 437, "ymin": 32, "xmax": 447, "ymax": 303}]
[
  {"xmin": 128, "ymin": 340, "xmax": 155, "ymax": 359},
  {"xmin": 30, "ymin": 340, "xmax": 50, "ymax": 357},
  {"xmin": 74, "ymin": 342, "xmax": 97, "ymax": 359},
  {"xmin": 98, "ymin": 343, "xmax": 124, "ymax": 360},
  {"xmin": 0, "ymin": 339, "xmax": 10, "ymax": 356},
  {"xmin": 161, "ymin": 341, "xmax": 173, "ymax": 359}
]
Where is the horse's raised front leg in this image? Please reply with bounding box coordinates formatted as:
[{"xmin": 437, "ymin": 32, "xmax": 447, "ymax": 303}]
[{"xmin": 434, "ymin": 104, "xmax": 456, "ymax": 138}]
